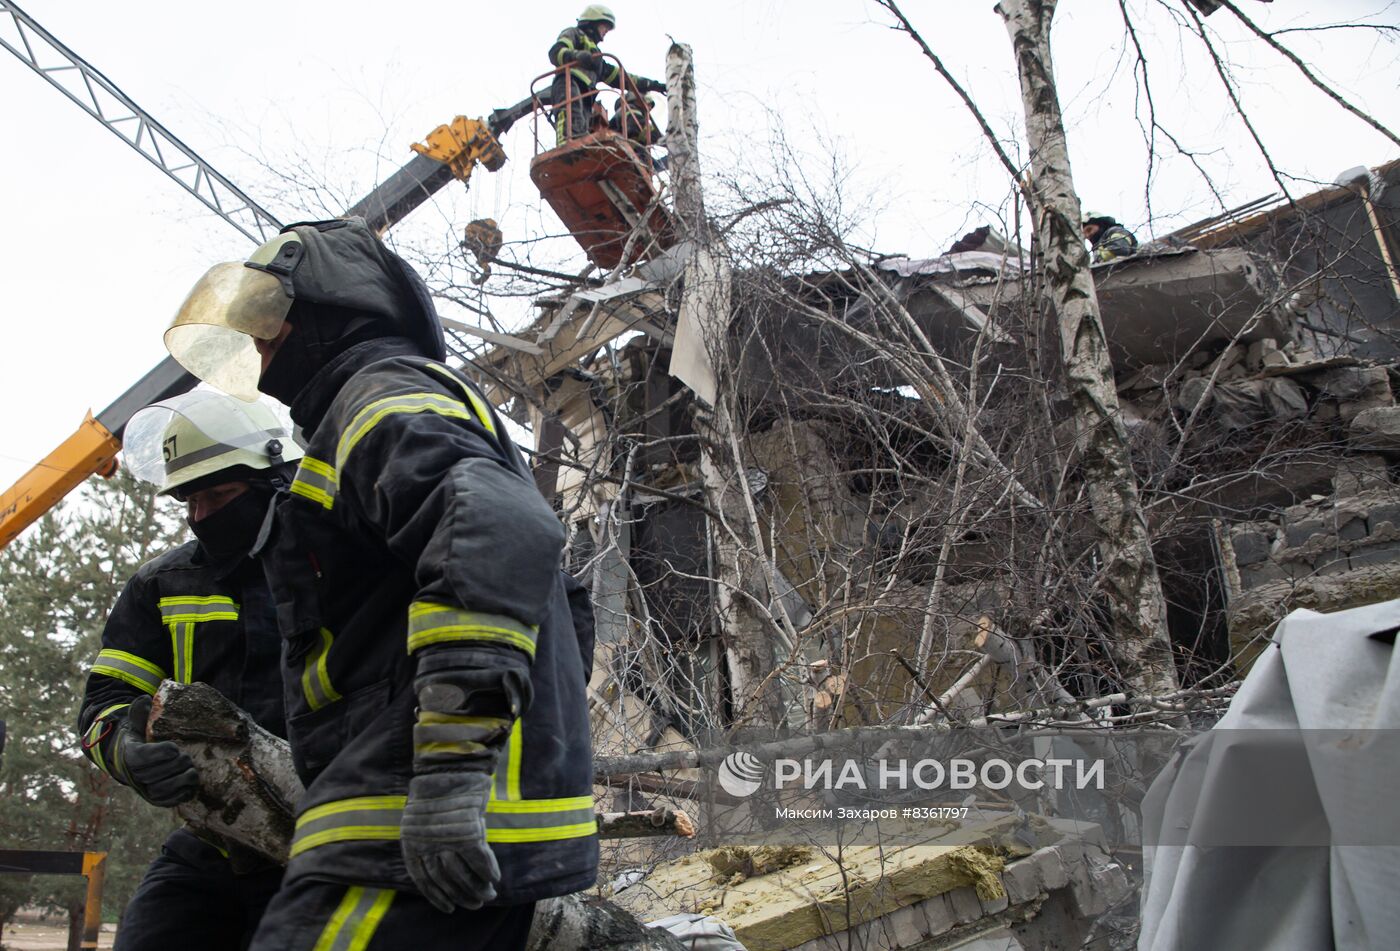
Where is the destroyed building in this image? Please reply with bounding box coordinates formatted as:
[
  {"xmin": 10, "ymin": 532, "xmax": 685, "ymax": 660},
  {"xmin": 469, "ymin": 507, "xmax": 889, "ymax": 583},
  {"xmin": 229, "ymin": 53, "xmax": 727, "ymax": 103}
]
[
  {"xmin": 476, "ymin": 158, "xmax": 1396, "ymax": 721},
  {"xmin": 456, "ymin": 156, "xmax": 1400, "ymax": 947}
]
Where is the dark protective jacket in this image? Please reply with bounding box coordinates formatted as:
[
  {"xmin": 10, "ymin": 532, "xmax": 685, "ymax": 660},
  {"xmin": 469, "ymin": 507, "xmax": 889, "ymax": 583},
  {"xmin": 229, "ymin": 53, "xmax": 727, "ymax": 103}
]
[
  {"xmin": 548, "ymin": 25, "xmax": 622, "ymax": 102},
  {"xmin": 78, "ymin": 543, "xmax": 285, "ymax": 783},
  {"xmin": 268, "ymin": 335, "xmax": 598, "ymax": 904},
  {"xmin": 609, "ymin": 104, "xmax": 660, "ymax": 148},
  {"xmin": 1091, "ymin": 223, "xmax": 1138, "ymax": 263}
]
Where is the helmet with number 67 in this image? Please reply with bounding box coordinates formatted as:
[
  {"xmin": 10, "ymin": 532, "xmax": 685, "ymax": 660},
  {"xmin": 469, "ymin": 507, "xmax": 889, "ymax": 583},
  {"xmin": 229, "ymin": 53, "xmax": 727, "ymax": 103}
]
[{"xmin": 123, "ymin": 390, "xmax": 302, "ymax": 498}]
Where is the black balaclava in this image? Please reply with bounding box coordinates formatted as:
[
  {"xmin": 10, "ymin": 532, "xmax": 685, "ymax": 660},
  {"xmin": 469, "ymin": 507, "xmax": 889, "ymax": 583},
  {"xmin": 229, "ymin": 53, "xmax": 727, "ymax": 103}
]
[
  {"xmin": 188, "ymin": 483, "xmax": 276, "ymax": 561},
  {"xmin": 580, "ymin": 20, "xmax": 603, "ymax": 42},
  {"xmin": 257, "ymin": 302, "xmax": 389, "ymax": 407},
  {"xmin": 183, "ymin": 460, "xmax": 296, "ymax": 561}
]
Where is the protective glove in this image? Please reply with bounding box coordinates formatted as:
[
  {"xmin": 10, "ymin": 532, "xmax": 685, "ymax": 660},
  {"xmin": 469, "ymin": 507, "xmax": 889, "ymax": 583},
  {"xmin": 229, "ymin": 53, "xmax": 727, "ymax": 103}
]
[
  {"xmin": 115, "ymin": 695, "xmax": 199, "ymax": 807},
  {"xmin": 572, "ymin": 49, "xmax": 599, "ymax": 69},
  {"xmin": 638, "ymin": 77, "xmax": 666, "ymax": 95},
  {"xmin": 401, "ymin": 771, "xmax": 500, "ymax": 913}
]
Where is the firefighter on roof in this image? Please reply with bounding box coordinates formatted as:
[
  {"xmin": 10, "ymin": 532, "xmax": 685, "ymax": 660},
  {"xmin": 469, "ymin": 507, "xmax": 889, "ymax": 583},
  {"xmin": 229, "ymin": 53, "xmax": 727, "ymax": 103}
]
[{"xmin": 1081, "ymin": 210, "xmax": 1139, "ymax": 263}]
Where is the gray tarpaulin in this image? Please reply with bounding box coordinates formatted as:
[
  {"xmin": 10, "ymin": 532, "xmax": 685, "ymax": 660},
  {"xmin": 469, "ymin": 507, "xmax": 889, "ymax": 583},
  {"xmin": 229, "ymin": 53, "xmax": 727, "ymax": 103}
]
[
  {"xmin": 1139, "ymin": 599, "xmax": 1400, "ymax": 950},
  {"xmin": 646, "ymin": 914, "xmax": 745, "ymax": 951}
]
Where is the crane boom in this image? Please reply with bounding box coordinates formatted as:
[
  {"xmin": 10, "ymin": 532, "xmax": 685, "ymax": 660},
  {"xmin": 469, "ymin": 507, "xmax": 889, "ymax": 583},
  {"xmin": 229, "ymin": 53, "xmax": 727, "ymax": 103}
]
[
  {"xmin": 0, "ymin": 1, "xmax": 281, "ymax": 245},
  {"xmin": 0, "ymin": 2, "xmax": 520, "ymax": 547}
]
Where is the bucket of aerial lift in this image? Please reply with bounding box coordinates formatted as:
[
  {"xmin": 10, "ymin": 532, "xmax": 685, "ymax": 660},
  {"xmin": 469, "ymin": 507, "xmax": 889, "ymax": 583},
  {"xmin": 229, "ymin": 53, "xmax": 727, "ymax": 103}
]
[
  {"xmin": 529, "ymin": 128, "xmax": 677, "ymax": 271},
  {"xmin": 527, "ymin": 59, "xmax": 677, "ymax": 271}
]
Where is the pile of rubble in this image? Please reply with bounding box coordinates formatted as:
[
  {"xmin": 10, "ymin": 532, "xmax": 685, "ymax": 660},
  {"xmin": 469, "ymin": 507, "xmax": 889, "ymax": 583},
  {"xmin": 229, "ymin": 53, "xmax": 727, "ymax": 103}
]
[
  {"xmin": 608, "ymin": 816, "xmax": 1129, "ymax": 951},
  {"xmin": 1223, "ymin": 455, "xmax": 1400, "ymax": 654}
]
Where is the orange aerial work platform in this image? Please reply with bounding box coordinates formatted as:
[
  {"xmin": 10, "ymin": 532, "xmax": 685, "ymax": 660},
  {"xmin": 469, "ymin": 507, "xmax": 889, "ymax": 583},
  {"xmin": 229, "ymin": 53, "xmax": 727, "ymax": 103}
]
[{"xmin": 528, "ymin": 59, "xmax": 677, "ymax": 270}]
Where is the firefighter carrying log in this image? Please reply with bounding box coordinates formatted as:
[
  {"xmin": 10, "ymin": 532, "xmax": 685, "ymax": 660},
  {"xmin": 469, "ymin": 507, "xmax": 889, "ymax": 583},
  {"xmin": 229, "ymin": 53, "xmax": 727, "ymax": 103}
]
[{"xmin": 77, "ymin": 392, "xmax": 301, "ymax": 950}]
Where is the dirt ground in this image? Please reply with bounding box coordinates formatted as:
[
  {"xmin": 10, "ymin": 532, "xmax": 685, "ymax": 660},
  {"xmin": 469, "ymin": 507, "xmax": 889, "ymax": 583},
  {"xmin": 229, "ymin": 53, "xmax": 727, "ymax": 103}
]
[{"xmin": 1, "ymin": 922, "xmax": 116, "ymax": 950}]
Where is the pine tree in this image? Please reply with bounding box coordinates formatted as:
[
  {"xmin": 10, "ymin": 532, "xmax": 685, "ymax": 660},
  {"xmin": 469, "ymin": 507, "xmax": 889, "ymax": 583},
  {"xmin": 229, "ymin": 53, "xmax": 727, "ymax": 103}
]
[{"xmin": 0, "ymin": 471, "xmax": 188, "ymax": 946}]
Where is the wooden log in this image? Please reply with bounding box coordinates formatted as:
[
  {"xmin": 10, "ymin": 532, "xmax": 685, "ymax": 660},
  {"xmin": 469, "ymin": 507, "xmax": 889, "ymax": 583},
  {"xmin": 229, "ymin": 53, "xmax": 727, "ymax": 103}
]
[
  {"xmin": 149, "ymin": 682, "xmax": 697, "ymax": 865},
  {"xmin": 528, "ymin": 895, "xmax": 687, "ymax": 951},
  {"xmin": 147, "ymin": 681, "xmax": 303, "ymax": 865},
  {"xmin": 598, "ymin": 807, "xmax": 696, "ymax": 840},
  {"xmin": 593, "ymin": 685, "xmax": 1238, "ymax": 777},
  {"xmin": 974, "ymin": 615, "xmax": 1077, "ymax": 708}
]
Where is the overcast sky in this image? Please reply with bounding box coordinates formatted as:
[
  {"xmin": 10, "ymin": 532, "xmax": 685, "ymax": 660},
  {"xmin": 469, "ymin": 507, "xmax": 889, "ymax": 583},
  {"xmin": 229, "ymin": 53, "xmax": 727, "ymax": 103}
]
[{"xmin": 1, "ymin": 0, "xmax": 1397, "ymax": 513}]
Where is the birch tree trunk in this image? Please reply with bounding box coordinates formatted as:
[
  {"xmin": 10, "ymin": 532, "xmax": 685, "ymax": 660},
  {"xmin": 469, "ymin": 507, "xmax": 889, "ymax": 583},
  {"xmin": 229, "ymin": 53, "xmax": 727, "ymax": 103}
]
[
  {"xmin": 666, "ymin": 42, "xmax": 784, "ymax": 725},
  {"xmin": 996, "ymin": 0, "xmax": 1179, "ymax": 697}
]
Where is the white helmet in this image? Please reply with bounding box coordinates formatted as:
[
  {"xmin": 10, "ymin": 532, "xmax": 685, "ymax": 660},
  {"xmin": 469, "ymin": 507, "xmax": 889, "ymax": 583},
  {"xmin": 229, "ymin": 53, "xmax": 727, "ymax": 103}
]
[
  {"xmin": 123, "ymin": 389, "xmax": 302, "ymax": 497},
  {"xmin": 578, "ymin": 4, "xmax": 616, "ymax": 27}
]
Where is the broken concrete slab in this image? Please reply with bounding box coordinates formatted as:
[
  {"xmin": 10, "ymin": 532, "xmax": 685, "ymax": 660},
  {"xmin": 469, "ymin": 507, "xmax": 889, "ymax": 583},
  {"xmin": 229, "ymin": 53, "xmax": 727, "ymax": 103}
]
[
  {"xmin": 1334, "ymin": 455, "xmax": 1390, "ymax": 496},
  {"xmin": 1231, "ymin": 530, "xmax": 1272, "ymax": 567},
  {"xmin": 959, "ymin": 247, "xmax": 1283, "ymax": 370},
  {"xmin": 1350, "ymin": 405, "xmax": 1400, "ymax": 454},
  {"xmin": 609, "ymin": 816, "xmax": 1126, "ymax": 951}
]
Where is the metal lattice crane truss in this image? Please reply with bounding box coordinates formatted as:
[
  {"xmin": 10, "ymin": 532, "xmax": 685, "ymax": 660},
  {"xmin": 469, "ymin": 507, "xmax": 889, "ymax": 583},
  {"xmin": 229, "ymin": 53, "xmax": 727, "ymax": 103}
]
[
  {"xmin": 0, "ymin": 0, "xmax": 284, "ymax": 244},
  {"xmin": 0, "ymin": 0, "xmax": 496, "ymax": 548}
]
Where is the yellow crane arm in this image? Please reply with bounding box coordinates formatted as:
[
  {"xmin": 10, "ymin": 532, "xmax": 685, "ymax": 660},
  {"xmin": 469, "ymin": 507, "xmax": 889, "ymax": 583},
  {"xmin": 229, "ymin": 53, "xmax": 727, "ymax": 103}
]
[
  {"xmin": 0, "ymin": 415, "xmax": 121, "ymax": 547},
  {"xmin": 0, "ymin": 2, "xmax": 534, "ymax": 549}
]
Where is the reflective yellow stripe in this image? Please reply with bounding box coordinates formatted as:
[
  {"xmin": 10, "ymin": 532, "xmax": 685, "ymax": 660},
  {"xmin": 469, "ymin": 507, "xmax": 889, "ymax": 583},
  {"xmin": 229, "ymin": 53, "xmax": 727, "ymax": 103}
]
[
  {"xmin": 337, "ymin": 392, "xmax": 479, "ymax": 474},
  {"xmin": 413, "ymin": 714, "xmax": 509, "ymax": 763},
  {"xmin": 348, "ymin": 889, "xmax": 394, "ymax": 951},
  {"xmin": 158, "ymin": 610, "xmax": 238, "ymax": 623},
  {"xmin": 417, "ymin": 712, "xmax": 509, "ymax": 727},
  {"xmin": 486, "ymin": 795, "xmax": 594, "ymax": 814},
  {"xmin": 84, "ymin": 702, "xmax": 130, "ymax": 774},
  {"xmin": 486, "ymin": 821, "xmax": 598, "ymax": 844},
  {"xmin": 299, "ymin": 796, "xmax": 409, "ymax": 824},
  {"xmin": 313, "ymin": 887, "xmax": 359, "ymax": 951},
  {"xmin": 484, "ymin": 792, "xmax": 597, "ymax": 843},
  {"xmin": 300, "ymin": 456, "xmax": 337, "ymax": 480},
  {"xmin": 169, "ymin": 621, "xmax": 195, "ymax": 684},
  {"xmin": 290, "ymin": 482, "xmax": 334, "ymax": 509},
  {"xmin": 157, "ymin": 595, "xmax": 238, "ymax": 606},
  {"xmin": 292, "ymin": 455, "xmax": 338, "ymax": 511},
  {"xmin": 155, "ymin": 596, "xmax": 237, "ymax": 684},
  {"xmin": 301, "ymin": 628, "xmax": 342, "ymax": 712},
  {"xmin": 91, "ymin": 649, "xmax": 166, "ymax": 694},
  {"xmin": 290, "ymin": 793, "xmax": 597, "ymax": 852},
  {"xmin": 406, "ymin": 602, "xmax": 538, "ymax": 658},
  {"xmin": 157, "ymin": 595, "xmax": 238, "ymax": 624},
  {"xmin": 490, "ymin": 717, "xmax": 525, "ymax": 802},
  {"xmin": 426, "ymin": 363, "xmax": 497, "ymax": 436},
  {"xmin": 292, "ymin": 796, "xmax": 408, "ymax": 858},
  {"xmin": 507, "ymin": 719, "xmax": 523, "ymax": 801},
  {"xmin": 110, "ymin": 724, "xmax": 128, "ymax": 782},
  {"xmin": 292, "ymin": 826, "xmax": 402, "ymax": 855},
  {"xmin": 312, "ymin": 886, "xmax": 395, "ymax": 951},
  {"xmin": 312, "ymin": 885, "xmax": 358, "ymax": 951}
]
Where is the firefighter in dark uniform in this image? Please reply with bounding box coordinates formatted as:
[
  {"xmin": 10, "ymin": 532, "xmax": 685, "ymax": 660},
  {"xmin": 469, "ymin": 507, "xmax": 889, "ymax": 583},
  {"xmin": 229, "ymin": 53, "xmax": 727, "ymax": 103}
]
[
  {"xmin": 549, "ymin": 4, "xmax": 664, "ymax": 145},
  {"xmin": 1081, "ymin": 210, "xmax": 1139, "ymax": 263},
  {"xmin": 164, "ymin": 216, "xmax": 598, "ymax": 951},
  {"xmin": 609, "ymin": 91, "xmax": 665, "ymax": 170},
  {"xmin": 77, "ymin": 391, "xmax": 301, "ymax": 951}
]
